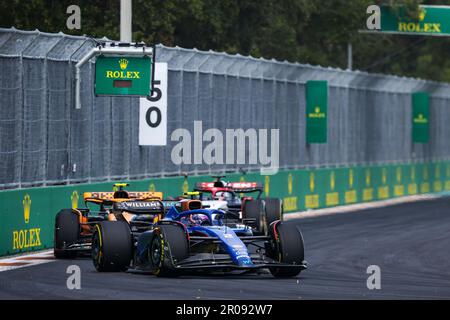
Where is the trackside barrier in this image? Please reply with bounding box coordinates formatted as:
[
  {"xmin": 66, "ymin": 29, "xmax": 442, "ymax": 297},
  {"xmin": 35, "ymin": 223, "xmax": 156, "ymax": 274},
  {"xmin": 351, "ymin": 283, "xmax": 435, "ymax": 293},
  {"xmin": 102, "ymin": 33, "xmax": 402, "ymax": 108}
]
[
  {"xmin": 1, "ymin": 161, "xmax": 449, "ymax": 257},
  {"xmin": 3, "ymin": 28, "xmax": 450, "ymax": 189}
]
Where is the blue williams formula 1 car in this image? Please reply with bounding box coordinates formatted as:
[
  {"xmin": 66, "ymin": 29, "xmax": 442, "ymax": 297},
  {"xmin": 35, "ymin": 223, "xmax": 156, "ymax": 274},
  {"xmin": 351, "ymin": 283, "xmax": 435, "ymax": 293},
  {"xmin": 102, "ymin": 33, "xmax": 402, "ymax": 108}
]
[{"xmin": 91, "ymin": 199, "xmax": 306, "ymax": 277}]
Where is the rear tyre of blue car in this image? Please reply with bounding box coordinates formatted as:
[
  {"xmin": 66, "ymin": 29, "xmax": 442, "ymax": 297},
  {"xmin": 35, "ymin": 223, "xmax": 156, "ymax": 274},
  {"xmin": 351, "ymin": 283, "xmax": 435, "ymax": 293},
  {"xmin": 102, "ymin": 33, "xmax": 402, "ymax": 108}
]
[
  {"xmin": 92, "ymin": 221, "xmax": 132, "ymax": 272},
  {"xmin": 150, "ymin": 224, "xmax": 189, "ymax": 277},
  {"xmin": 268, "ymin": 221, "xmax": 305, "ymax": 278}
]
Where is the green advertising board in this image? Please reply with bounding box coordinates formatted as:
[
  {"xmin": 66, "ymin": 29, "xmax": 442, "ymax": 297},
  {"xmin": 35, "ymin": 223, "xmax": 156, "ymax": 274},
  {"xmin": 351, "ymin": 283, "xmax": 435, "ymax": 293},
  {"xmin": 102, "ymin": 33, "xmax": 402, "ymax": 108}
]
[
  {"xmin": 306, "ymin": 80, "xmax": 328, "ymax": 143},
  {"xmin": 95, "ymin": 55, "xmax": 152, "ymax": 96},
  {"xmin": 381, "ymin": 5, "xmax": 450, "ymax": 36},
  {"xmin": 412, "ymin": 92, "xmax": 429, "ymax": 143},
  {"xmin": 1, "ymin": 160, "xmax": 450, "ymax": 257}
]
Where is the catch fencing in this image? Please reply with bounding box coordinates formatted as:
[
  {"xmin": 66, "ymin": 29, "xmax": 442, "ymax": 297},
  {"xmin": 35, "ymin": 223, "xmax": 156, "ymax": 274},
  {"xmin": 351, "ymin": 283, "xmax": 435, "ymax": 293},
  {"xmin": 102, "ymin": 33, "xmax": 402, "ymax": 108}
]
[{"xmin": 1, "ymin": 27, "xmax": 450, "ymax": 189}]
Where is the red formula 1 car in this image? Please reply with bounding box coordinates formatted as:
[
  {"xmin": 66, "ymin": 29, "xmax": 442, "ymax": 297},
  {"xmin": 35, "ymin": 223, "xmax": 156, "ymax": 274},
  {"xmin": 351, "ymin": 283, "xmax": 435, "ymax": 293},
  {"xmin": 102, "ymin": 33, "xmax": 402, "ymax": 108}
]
[{"xmin": 194, "ymin": 176, "xmax": 283, "ymax": 235}]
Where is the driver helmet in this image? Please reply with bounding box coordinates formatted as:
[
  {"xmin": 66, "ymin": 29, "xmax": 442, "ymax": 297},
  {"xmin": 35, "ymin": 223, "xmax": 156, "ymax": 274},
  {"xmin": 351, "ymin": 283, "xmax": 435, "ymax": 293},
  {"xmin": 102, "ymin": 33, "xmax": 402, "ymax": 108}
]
[{"xmin": 189, "ymin": 213, "xmax": 210, "ymax": 226}]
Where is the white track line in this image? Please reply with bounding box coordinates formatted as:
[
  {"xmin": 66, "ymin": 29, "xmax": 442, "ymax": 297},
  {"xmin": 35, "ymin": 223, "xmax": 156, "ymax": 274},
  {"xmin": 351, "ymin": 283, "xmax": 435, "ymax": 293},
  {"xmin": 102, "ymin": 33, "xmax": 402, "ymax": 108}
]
[
  {"xmin": 0, "ymin": 249, "xmax": 55, "ymax": 272},
  {"xmin": 284, "ymin": 194, "xmax": 441, "ymax": 220}
]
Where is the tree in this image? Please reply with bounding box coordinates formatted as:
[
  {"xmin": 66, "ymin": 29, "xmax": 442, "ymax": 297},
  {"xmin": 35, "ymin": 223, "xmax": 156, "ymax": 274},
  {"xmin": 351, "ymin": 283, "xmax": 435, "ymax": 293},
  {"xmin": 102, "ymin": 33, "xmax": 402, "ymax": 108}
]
[{"xmin": 1, "ymin": 0, "xmax": 450, "ymax": 82}]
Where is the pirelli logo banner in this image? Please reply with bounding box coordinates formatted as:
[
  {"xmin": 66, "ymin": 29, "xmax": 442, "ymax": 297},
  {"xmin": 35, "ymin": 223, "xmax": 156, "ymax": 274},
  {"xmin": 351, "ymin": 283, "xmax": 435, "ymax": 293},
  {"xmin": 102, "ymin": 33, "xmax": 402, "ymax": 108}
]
[
  {"xmin": 381, "ymin": 5, "xmax": 450, "ymax": 36},
  {"xmin": 95, "ymin": 56, "xmax": 152, "ymax": 96},
  {"xmin": 306, "ymin": 80, "xmax": 328, "ymax": 143}
]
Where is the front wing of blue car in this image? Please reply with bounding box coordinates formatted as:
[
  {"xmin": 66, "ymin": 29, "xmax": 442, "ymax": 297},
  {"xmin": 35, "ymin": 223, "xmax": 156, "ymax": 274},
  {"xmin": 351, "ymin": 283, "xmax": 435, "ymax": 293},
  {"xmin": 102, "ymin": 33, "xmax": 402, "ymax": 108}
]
[{"xmin": 169, "ymin": 253, "xmax": 307, "ymax": 272}]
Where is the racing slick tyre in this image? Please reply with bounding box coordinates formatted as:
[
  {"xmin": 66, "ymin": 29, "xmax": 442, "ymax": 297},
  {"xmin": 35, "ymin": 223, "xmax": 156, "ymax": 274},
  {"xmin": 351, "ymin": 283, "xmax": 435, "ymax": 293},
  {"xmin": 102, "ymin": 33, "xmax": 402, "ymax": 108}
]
[
  {"xmin": 149, "ymin": 224, "xmax": 189, "ymax": 277},
  {"xmin": 54, "ymin": 209, "xmax": 79, "ymax": 259},
  {"xmin": 242, "ymin": 199, "xmax": 266, "ymax": 235},
  {"xmin": 92, "ymin": 221, "xmax": 132, "ymax": 272},
  {"xmin": 264, "ymin": 198, "xmax": 283, "ymax": 226},
  {"xmin": 268, "ymin": 221, "xmax": 305, "ymax": 278}
]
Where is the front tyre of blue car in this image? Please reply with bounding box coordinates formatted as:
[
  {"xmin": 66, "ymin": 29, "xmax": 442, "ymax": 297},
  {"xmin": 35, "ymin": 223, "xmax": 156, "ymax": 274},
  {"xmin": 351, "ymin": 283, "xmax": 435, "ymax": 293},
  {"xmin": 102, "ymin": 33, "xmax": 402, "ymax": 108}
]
[
  {"xmin": 268, "ymin": 221, "xmax": 305, "ymax": 278},
  {"xmin": 150, "ymin": 224, "xmax": 189, "ymax": 277}
]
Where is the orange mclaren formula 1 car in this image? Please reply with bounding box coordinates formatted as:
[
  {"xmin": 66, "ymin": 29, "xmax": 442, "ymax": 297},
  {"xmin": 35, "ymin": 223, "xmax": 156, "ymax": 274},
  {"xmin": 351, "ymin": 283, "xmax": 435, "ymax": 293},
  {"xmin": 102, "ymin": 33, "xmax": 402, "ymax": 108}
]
[{"xmin": 53, "ymin": 183, "xmax": 164, "ymax": 259}]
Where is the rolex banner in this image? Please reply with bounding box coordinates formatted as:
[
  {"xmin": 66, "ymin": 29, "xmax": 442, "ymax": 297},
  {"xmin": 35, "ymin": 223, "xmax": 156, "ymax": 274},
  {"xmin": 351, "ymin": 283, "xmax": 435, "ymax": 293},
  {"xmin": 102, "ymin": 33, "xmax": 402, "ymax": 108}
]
[
  {"xmin": 412, "ymin": 92, "xmax": 429, "ymax": 143},
  {"xmin": 381, "ymin": 5, "xmax": 450, "ymax": 37},
  {"xmin": 95, "ymin": 56, "xmax": 152, "ymax": 96},
  {"xmin": 306, "ymin": 80, "xmax": 328, "ymax": 143}
]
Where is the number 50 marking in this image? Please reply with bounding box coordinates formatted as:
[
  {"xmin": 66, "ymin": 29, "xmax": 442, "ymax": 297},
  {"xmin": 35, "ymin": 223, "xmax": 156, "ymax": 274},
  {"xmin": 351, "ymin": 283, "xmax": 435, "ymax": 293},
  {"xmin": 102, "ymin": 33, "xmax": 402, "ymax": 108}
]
[
  {"xmin": 139, "ymin": 63, "xmax": 167, "ymax": 146},
  {"xmin": 145, "ymin": 80, "xmax": 162, "ymax": 128},
  {"xmin": 146, "ymin": 107, "xmax": 161, "ymax": 128}
]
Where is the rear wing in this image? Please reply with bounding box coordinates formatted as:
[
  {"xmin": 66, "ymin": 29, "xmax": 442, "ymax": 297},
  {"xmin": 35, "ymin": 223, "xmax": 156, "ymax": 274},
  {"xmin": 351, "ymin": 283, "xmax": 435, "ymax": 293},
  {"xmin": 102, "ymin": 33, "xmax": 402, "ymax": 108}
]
[
  {"xmin": 83, "ymin": 191, "xmax": 163, "ymax": 203},
  {"xmin": 113, "ymin": 199, "xmax": 166, "ymax": 214},
  {"xmin": 227, "ymin": 182, "xmax": 263, "ymax": 192},
  {"xmin": 195, "ymin": 182, "xmax": 263, "ymax": 193},
  {"xmin": 194, "ymin": 182, "xmax": 215, "ymax": 190},
  {"xmin": 161, "ymin": 200, "xmax": 178, "ymax": 209}
]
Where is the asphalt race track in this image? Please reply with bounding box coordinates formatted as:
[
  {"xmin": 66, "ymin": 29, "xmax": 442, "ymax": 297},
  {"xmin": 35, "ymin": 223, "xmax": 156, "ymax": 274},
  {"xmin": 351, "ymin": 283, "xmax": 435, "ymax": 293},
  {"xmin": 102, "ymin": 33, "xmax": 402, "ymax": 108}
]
[{"xmin": 1, "ymin": 197, "xmax": 450, "ymax": 300}]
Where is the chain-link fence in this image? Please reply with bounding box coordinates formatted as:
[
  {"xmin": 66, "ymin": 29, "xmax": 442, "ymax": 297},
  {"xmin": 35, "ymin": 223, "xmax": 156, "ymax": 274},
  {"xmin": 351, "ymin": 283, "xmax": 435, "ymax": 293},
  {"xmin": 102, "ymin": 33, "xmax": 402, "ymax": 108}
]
[{"xmin": 1, "ymin": 27, "xmax": 450, "ymax": 189}]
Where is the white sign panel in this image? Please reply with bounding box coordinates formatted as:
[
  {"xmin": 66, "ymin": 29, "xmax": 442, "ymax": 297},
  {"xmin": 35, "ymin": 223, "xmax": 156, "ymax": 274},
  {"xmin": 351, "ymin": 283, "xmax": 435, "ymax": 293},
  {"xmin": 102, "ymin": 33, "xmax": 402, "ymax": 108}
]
[{"xmin": 139, "ymin": 62, "xmax": 168, "ymax": 145}]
